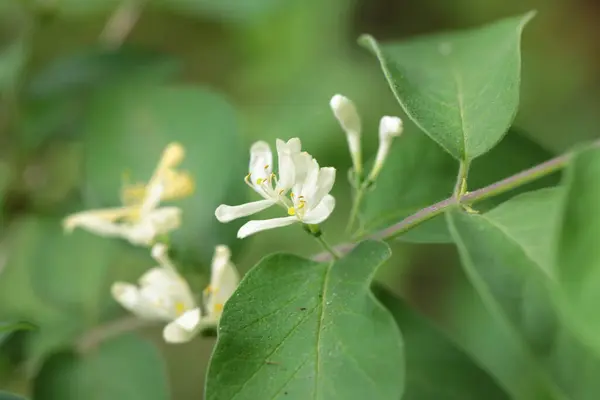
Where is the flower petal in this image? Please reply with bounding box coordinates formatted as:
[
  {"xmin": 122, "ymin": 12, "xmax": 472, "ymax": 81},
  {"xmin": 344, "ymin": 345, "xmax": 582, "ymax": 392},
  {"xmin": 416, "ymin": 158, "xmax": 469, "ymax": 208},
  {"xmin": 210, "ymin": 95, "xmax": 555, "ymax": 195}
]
[
  {"xmin": 249, "ymin": 141, "xmax": 273, "ymax": 183},
  {"xmin": 215, "ymin": 200, "xmax": 276, "ymax": 223},
  {"xmin": 302, "ymin": 194, "xmax": 335, "ymax": 224},
  {"xmin": 121, "ymin": 207, "xmax": 181, "ymax": 246},
  {"xmin": 163, "ymin": 308, "xmax": 203, "ymax": 343},
  {"xmin": 308, "ymin": 167, "xmax": 336, "ymax": 207},
  {"xmin": 63, "ymin": 210, "xmax": 131, "ymax": 237},
  {"xmin": 206, "ymin": 245, "xmax": 240, "ymax": 319},
  {"xmin": 111, "ymin": 282, "xmax": 166, "ymax": 320},
  {"xmin": 237, "ymin": 216, "xmax": 297, "ymax": 238}
]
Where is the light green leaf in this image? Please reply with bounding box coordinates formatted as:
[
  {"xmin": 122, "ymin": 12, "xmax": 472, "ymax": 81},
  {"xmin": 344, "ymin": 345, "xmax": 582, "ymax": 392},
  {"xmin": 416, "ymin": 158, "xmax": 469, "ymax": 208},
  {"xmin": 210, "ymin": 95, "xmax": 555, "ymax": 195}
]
[
  {"xmin": 205, "ymin": 241, "xmax": 404, "ymax": 400},
  {"xmin": 81, "ymin": 84, "xmax": 246, "ymax": 262},
  {"xmin": 361, "ymin": 128, "xmax": 557, "ymax": 243},
  {"xmin": 447, "ymin": 190, "xmax": 600, "ymax": 400},
  {"xmin": 0, "ymin": 391, "xmax": 27, "ymax": 400},
  {"xmin": 33, "ymin": 334, "xmax": 169, "ymax": 400},
  {"xmin": 554, "ymin": 146, "xmax": 600, "ymax": 354},
  {"xmin": 360, "ymin": 12, "xmax": 534, "ymax": 161},
  {"xmin": 372, "ymin": 284, "xmax": 509, "ymax": 400}
]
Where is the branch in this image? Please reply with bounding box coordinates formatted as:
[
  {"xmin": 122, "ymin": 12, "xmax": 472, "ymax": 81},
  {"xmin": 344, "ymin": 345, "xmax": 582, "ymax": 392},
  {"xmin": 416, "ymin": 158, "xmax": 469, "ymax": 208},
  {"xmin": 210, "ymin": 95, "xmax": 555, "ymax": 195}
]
[{"xmin": 313, "ymin": 139, "xmax": 600, "ymax": 262}]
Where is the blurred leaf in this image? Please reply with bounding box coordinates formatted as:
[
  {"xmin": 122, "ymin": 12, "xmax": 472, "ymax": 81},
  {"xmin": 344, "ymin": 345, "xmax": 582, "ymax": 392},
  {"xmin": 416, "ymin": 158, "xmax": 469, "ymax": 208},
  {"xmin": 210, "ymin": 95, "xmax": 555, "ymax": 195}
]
[
  {"xmin": 0, "ymin": 216, "xmax": 150, "ymax": 364},
  {"xmin": 154, "ymin": 0, "xmax": 282, "ymax": 23},
  {"xmin": 0, "ymin": 391, "xmax": 27, "ymax": 400},
  {"xmin": 33, "ymin": 334, "xmax": 169, "ymax": 400},
  {"xmin": 372, "ymin": 284, "xmax": 509, "ymax": 400},
  {"xmin": 554, "ymin": 146, "xmax": 600, "ymax": 355},
  {"xmin": 81, "ymin": 84, "xmax": 246, "ymax": 263},
  {"xmin": 359, "ymin": 12, "xmax": 534, "ymax": 161},
  {"xmin": 205, "ymin": 241, "xmax": 404, "ymax": 400},
  {"xmin": 361, "ymin": 128, "xmax": 557, "ymax": 243},
  {"xmin": 0, "ymin": 38, "xmax": 27, "ymax": 94},
  {"xmin": 0, "ymin": 321, "xmax": 35, "ymax": 346},
  {"xmin": 26, "ymin": 46, "xmax": 181, "ymax": 99},
  {"xmin": 38, "ymin": 0, "xmax": 119, "ymax": 17},
  {"xmin": 447, "ymin": 190, "xmax": 600, "ymax": 399}
]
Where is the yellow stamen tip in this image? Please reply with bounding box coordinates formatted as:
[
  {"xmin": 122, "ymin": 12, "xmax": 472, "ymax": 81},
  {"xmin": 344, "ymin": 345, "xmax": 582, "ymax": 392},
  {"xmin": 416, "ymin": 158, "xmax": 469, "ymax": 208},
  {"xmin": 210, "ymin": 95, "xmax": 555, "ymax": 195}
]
[
  {"xmin": 214, "ymin": 303, "xmax": 224, "ymax": 312},
  {"xmin": 256, "ymin": 178, "xmax": 265, "ymax": 185},
  {"xmin": 287, "ymin": 207, "xmax": 296, "ymax": 216},
  {"xmin": 175, "ymin": 301, "xmax": 186, "ymax": 316},
  {"xmin": 163, "ymin": 143, "xmax": 185, "ymax": 167}
]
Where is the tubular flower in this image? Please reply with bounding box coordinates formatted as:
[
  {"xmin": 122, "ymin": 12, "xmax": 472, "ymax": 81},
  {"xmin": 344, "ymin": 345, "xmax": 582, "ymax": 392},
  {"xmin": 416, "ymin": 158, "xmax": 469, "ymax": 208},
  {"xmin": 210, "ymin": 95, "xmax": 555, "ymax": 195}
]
[
  {"xmin": 215, "ymin": 138, "xmax": 336, "ymax": 238},
  {"xmin": 330, "ymin": 94, "xmax": 362, "ymax": 175},
  {"xmin": 112, "ymin": 244, "xmax": 240, "ymax": 344},
  {"xmin": 368, "ymin": 116, "xmax": 404, "ymax": 182},
  {"xmin": 63, "ymin": 142, "xmax": 194, "ymax": 246}
]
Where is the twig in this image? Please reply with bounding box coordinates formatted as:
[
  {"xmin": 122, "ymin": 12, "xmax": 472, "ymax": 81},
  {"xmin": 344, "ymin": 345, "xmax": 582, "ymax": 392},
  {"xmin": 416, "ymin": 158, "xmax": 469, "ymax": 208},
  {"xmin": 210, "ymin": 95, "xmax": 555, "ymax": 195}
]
[
  {"xmin": 313, "ymin": 139, "xmax": 600, "ymax": 262},
  {"xmin": 76, "ymin": 316, "xmax": 154, "ymax": 353}
]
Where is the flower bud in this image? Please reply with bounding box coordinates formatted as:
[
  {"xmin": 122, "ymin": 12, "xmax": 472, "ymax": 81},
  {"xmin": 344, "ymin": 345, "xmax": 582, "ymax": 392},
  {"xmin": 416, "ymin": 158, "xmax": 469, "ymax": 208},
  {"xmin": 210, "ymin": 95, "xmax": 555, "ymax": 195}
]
[
  {"xmin": 368, "ymin": 116, "xmax": 403, "ymax": 182},
  {"xmin": 330, "ymin": 94, "xmax": 363, "ymax": 175}
]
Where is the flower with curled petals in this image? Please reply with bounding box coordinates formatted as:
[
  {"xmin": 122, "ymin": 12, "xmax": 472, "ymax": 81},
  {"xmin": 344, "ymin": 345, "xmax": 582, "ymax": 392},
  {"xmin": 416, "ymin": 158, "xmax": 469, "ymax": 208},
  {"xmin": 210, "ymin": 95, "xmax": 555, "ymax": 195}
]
[
  {"xmin": 215, "ymin": 138, "xmax": 336, "ymax": 238},
  {"xmin": 63, "ymin": 142, "xmax": 193, "ymax": 246}
]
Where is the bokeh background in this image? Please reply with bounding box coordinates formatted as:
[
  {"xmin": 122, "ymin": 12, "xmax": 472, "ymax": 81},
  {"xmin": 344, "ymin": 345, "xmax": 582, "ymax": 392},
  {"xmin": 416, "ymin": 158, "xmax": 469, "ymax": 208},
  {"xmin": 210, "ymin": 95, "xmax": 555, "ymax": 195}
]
[{"xmin": 0, "ymin": 0, "xmax": 598, "ymax": 398}]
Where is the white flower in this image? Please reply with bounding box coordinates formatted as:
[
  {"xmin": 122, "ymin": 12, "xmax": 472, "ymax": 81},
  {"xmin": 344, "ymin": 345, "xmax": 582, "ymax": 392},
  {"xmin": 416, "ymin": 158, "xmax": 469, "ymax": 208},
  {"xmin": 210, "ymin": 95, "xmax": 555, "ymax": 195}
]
[
  {"xmin": 215, "ymin": 138, "xmax": 336, "ymax": 238},
  {"xmin": 63, "ymin": 142, "xmax": 193, "ymax": 246},
  {"xmin": 330, "ymin": 94, "xmax": 362, "ymax": 175},
  {"xmin": 111, "ymin": 244, "xmax": 240, "ymax": 344},
  {"xmin": 368, "ymin": 116, "xmax": 403, "ymax": 182}
]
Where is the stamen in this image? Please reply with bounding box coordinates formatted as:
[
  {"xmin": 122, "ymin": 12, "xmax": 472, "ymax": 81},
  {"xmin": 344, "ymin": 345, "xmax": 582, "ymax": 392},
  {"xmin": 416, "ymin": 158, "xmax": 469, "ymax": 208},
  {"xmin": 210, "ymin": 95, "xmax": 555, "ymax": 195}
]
[
  {"xmin": 287, "ymin": 207, "xmax": 296, "ymax": 216},
  {"xmin": 175, "ymin": 301, "xmax": 186, "ymax": 316},
  {"xmin": 264, "ymin": 164, "xmax": 270, "ymax": 169},
  {"xmin": 297, "ymin": 200, "xmax": 306, "ymax": 210},
  {"xmin": 214, "ymin": 303, "xmax": 224, "ymax": 313},
  {"xmin": 256, "ymin": 178, "xmax": 265, "ymax": 185},
  {"xmin": 278, "ymin": 189, "xmax": 285, "ymax": 195},
  {"xmin": 290, "ymin": 192, "xmax": 295, "ymax": 198}
]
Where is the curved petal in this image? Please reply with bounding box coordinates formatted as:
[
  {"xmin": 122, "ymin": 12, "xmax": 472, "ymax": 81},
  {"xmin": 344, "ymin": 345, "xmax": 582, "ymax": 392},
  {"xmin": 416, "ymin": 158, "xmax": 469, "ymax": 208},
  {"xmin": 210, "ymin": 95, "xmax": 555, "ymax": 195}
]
[
  {"xmin": 276, "ymin": 153, "xmax": 295, "ymax": 192},
  {"xmin": 215, "ymin": 200, "xmax": 275, "ymax": 223},
  {"xmin": 302, "ymin": 195, "xmax": 335, "ymax": 224},
  {"xmin": 237, "ymin": 216, "xmax": 297, "ymax": 239},
  {"xmin": 63, "ymin": 210, "xmax": 130, "ymax": 236},
  {"xmin": 249, "ymin": 141, "xmax": 272, "ymax": 183},
  {"xmin": 206, "ymin": 245, "xmax": 240, "ymax": 319},
  {"xmin": 163, "ymin": 308, "xmax": 203, "ymax": 344},
  {"xmin": 308, "ymin": 167, "xmax": 336, "ymax": 206},
  {"xmin": 111, "ymin": 282, "xmax": 166, "ymax": 321}
]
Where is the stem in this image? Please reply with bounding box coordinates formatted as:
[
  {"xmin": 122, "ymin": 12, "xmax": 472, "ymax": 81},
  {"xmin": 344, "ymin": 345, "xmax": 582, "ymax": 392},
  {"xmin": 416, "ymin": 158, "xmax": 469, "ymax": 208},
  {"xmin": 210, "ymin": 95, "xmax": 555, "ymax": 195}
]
[
  {"xmin": 315, "ymin": 235, "xmax": 342, "ymax": 259},
  {"xmin": 346, "ymin": 186, "xmax": 365, "ymax": 233},
  {"xmin": 312, "ymin": 139, "xmax": 600, "ymax": 262},
  {"xmin": 453, "ymin": 160, "xmax": 470, "ymax": 198},
  {"xmin": 76, "ymin": 316, "xmax": 153, "ymax": 354}
]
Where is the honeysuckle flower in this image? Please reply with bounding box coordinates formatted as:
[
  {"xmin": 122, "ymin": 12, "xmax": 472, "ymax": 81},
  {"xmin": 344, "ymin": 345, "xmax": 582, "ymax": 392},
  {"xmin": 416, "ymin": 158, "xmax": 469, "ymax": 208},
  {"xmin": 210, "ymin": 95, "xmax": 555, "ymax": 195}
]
[
  {"xmin": 215, "ymin": 138, "xmax": 336, "ymax": 238},
  {"xmin": 63, "ymin": 142, "xmax": 193, "ymax": 246},
  {"xmin": 367, "ymin": 116, "xmax": 404, "ymax": 182},
  {"xmin": 112, "ymin": 244, "xmax": 240, "ymax": 344},
  {"xmin": 330, "ymin": 94, "xmax": 362, "ymax": 175}
]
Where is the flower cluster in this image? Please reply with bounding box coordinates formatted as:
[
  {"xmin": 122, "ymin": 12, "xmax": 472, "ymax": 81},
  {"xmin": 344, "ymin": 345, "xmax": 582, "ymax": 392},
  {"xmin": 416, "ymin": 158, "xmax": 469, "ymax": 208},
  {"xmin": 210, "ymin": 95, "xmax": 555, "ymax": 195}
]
[
  {"xmin": 63, "ymin": 143, "xmax": 239, "ymax": 343},
  {"xmin": 215, "ymin": 138, "xmax": 336, "ymax": 238}
]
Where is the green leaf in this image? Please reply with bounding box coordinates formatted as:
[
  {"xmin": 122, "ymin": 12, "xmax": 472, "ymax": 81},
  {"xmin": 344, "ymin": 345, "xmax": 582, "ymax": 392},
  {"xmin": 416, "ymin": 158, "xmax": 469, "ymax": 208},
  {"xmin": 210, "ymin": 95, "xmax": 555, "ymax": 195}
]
[
  {"xmin": 372, "ymin": 284, "xmax": 509, "ymax": 400},
  {"xmin": 81, "ymin": 84, "xmax": 246, "ymax": 262},
  {"xmin": 0, "ymin": 217, "xmax": 151, "ymax": 364},
  {"xmin": 33, "ymin": 334, "xmax": 169, "ymax": 400},
  {"xmin": 447, "ymin": 189, "xmax": 600, "ymax": 399},
  {"xmin": 0, "ymin": 321, "xmax": 35, "ymax": 345},
  {"xmin": 205, "ymin": 241, "xmax": 404, "ymax": 400},
  {"xmin": 0, "ymin": 391, "xmax": 27, "ymax": 400},
  {"xmin": 361, "ymin": 127, "xmax": 557, "ymax": 243},
  {"xmin": 26, "ymin": 46, "xmax": 181, "ymax": 99},
  {"xmin": 0, "ymin": 39, "xmax": 27, "ymax": 94},
  {"xmin": 554, "ymin": 146, "xmax": 600, "ymax": 354},
  {"xmin": 360, "ymin": 12, "xmax": 534, "ymax": 161}
]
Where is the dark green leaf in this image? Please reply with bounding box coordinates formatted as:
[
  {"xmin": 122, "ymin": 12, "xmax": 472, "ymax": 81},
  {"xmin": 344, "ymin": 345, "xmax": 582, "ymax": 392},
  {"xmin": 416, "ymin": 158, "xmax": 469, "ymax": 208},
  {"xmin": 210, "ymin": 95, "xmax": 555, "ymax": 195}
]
[
  {"xmin": 360, "ymin": 12, "xmax": 534, "ymax": 161},
  {"xmin": 0, "ymin": 391, "xmax": 27, "ymax": 400},
  {"xmin": 33, "ymin": 334, "xmax": 169, "ymax": 400},
  {"xmin": 372, "ymin": 284, "xmax": 509, "ymax": 400},
  {"xmin": 205, "ymin": 241, "xmax": 404, "ymax": 400},
  {"xmin": 554, "ymin": 146, "xmax": 600, "ymax": 354},
  {"xmin": 81, "ymin": 84, "xmax": 246, "ymax": 262},
  {"xmin": 361, "ymin": 127, "xmax": 557, "ymax": 243},
  {"xmin": 27, "ymin": 47, "xmax": 181, "ymax": 98},
  {"xmin": 447, "ymin": 189, "xmax": 600, "ymax": 400}
]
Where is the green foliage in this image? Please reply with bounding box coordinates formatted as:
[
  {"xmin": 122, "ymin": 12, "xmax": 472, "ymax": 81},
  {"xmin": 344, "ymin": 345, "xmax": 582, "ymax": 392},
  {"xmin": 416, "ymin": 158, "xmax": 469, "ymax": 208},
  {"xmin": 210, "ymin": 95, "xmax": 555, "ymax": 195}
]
[
  {"xmin": 554, "ymin": 146, "xmax": 600, "ymax": 354},
  {"xmin": 205, "ymin": 241, "xmax": 404, "ymax": 400},
  {"xmin": 81, "ymin": 84, "xmax": 246, "ymax": 262},
  {"xmin": 0, "ymin": 321, "xmax": 34, "ymax": 346},
  {"xmin": 0, "ymin": 391, "xmax": 27, "ymax": 400},
  {"xmin": 33, "ymin": 334, "xmax": 169, "ymax": 400},
  {"xmin": 360, "ymin": 127, "xmax": 557, "ymax": 242},
  {"xmin": 373, "ymin": 284, "xmax": 508, "ymax": 400},
  {"xmin": 447, "ymin": 189, "xmax": 600, "ymax": 399},
  {"xmin": 360, "ymin": 12, "xmax": 534, "ymax": 162}
]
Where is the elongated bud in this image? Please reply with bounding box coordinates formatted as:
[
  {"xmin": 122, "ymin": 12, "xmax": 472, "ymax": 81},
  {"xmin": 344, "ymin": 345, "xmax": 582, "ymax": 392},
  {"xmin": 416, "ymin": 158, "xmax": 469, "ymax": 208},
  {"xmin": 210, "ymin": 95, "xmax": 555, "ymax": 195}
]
[
  {"xmin": 330, "ymin": 94, "xmax": 363, "ymax": 176},
  {"xmin": 368, "ymin": 116, "xmax": 403, "ymax": 183}
]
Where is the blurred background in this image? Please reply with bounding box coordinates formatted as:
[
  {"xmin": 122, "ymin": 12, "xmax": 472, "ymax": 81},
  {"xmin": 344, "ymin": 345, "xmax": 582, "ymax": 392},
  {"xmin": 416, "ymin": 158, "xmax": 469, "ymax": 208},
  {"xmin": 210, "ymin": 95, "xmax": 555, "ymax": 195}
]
[{"xmin": 0, "ymin": 0, "xmax": 598, "ymax": 398}]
